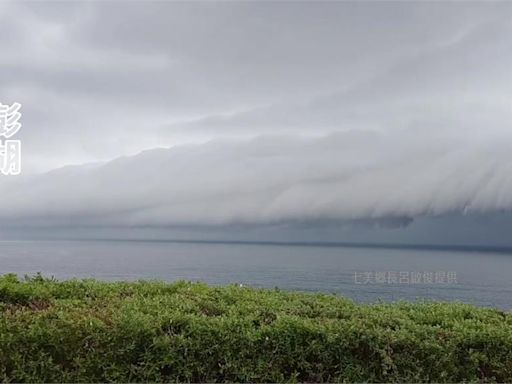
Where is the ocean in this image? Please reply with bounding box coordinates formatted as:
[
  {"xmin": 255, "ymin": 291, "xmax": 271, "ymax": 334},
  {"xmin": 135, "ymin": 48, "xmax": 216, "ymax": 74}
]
[{"xmin": 1, "ymin": 239, "xmax": 511, "ymax": 309}]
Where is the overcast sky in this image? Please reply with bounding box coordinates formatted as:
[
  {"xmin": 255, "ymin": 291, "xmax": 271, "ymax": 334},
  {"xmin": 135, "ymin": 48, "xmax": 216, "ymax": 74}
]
[{"xmin": 1, "ymin": 1, "xmax": 512, "ymax": 239}]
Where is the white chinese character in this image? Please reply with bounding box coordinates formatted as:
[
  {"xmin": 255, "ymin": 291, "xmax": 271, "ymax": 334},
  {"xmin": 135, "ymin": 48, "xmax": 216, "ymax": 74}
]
[
  {"xmin": 423, "ymin": 272, "xmax": 434, "ymax": 284},
  {"xmin": 0, "ymin": 102, "xmax": 21, "ymax": 139},
  {"xmin": 0, "ymin": 140, "xmax": 21, "ymax": 175},
  {"xmin": 362, "ymin": 271, "xmax": 374, "ymax": 284},
  {"xmin": 410, "ymin": 272, "xmax": 422, "ymax": 284},
  {"xmin": 375, "ymin": 271, "xmax": 387, "ymax": 284},
  {"xmin": 435, "ymin": 271, "xmax": 446, "ymax": 284},
  {"xmin": 387, "ymin": 271, "xmax": 398, "ymax": 284},
  {"xmin": 447, "ymin": 271, "xmax": 458, "ymax": 284},
  {"xmin": 399, "ymin": 271, "xmax": 410, "ymax": 284}
]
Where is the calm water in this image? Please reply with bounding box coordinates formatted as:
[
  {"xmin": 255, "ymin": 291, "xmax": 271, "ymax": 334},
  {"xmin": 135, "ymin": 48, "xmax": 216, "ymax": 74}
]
[{"xmin": 1, "ymin": 240, "xmax": 512, "ymax": 309}]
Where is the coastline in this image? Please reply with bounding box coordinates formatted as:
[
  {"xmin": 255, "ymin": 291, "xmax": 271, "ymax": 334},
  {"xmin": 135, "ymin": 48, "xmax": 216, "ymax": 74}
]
[{"xmin": 1, "ymin": 274, "xmax": 511, "ymax": 382}]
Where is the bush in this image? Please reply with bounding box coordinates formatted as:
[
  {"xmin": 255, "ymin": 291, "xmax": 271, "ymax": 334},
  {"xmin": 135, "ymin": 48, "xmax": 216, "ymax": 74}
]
[{"xmin": 0, "ymin": 274, "xmax": 511, "ymax": 382}]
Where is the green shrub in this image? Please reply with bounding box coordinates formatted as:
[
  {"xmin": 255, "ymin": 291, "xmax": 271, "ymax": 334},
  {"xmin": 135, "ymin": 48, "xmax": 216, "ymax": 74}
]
[{"xmin": 0, "ymin": 274, "xmax": 511, "ymax": 382}]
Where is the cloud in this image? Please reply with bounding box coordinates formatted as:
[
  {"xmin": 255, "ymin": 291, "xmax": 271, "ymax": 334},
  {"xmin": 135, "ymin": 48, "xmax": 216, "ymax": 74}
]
[
  {"xmin": 0, "ymin": 1, "xmax": 511, "ymax": 237},
  {"xmin": 1, "ymin": 1, "xmax": 511, "ymax": 173},
  {"xmin": 1, "ymin": 129, "xmax": 511, "ymax": 228}
]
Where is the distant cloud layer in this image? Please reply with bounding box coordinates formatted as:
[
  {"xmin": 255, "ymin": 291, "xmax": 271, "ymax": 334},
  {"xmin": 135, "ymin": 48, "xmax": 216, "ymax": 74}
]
[
  {"xmin": 1, "ymin": 130, "xmax": 511, "ymax": 228},
  {"xmin": 0, "ymin": 2, "xmax": 511, "ymax": 230}
]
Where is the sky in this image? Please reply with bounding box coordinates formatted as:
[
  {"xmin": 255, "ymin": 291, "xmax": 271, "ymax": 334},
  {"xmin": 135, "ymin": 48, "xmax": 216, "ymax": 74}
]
[{"xmin": 0, "ymin": 1, "xmax": 512, "ymax": 243}]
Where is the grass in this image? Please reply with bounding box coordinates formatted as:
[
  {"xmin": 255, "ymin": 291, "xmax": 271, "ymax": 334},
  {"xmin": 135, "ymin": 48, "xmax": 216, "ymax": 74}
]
[{"xmin": 0, "ymin": 273, "xmax": 511, "ymax": 382}]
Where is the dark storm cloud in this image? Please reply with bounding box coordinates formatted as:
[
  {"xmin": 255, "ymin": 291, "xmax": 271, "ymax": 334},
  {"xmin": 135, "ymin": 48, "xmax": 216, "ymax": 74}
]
[
  {"xmin": 1, "ymin": 130, "xmax": 511, "ymax": 228},
  {"xmin": 0, "ymin": 1, "xmax": 511, "ymax": 228}
]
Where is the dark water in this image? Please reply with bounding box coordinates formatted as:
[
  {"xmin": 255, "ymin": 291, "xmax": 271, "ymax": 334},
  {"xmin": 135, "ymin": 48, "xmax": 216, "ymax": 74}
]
[{"xmin": 1, "ymin": 240, "xmax": 511, "ymax": 309}]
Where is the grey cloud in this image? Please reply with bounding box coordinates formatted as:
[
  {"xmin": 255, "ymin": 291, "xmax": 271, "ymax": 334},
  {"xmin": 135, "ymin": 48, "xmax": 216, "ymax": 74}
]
[
  {"xmin": 2, "ymin": 1, "xmax": 511, "ymax": 173},
  {"xmin": 162, "ymin": 14, "xmax": 512, "ymax": 141},
  {"xmin": 0, "ymin": 1, "xmax": 511, "ymax": 235},
  {"xmin": 1, "ymin": 130, "xmax": 511, "ymax": 228}
]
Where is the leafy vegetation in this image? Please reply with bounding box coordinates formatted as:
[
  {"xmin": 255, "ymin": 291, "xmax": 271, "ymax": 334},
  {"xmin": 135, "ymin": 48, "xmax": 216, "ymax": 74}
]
[{"xmin": 0, "ymin": 273, "xmax": 511, "ymax": 382}]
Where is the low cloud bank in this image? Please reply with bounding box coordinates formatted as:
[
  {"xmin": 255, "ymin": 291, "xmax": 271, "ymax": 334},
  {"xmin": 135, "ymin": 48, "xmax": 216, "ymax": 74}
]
[{"xmin": 1, "ymin": 130, "xmax": 511, "ymax": 228}]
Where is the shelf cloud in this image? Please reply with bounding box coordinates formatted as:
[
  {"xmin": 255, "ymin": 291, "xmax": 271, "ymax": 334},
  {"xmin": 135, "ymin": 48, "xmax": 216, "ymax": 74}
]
[
  {"xmin": 1, "ymin": 129, "xmax": 511, "ymax": 228},
  {"xmin": 0, "ymin": 1, "xmax": 511, "ymax": 232}
]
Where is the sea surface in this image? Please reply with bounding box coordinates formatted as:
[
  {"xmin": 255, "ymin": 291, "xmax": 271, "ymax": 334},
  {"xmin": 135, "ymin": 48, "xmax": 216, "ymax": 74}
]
[{"xmin": 1, "ymin": 239, "xmax": 512, "ymax": 309}]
